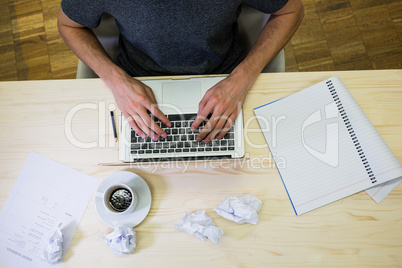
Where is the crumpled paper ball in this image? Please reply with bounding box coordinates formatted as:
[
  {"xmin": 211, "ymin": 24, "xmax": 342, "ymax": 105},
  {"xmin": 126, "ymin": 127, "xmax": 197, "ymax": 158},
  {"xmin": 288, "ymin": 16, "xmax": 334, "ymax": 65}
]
[
  {"xmin": 41, "ymin": 225, "xmax": 63, "ymax": 264},
  {"xmin": 103, "ymin": 225, "xmax": 136, "ymax": 255},
  {"xmin": 214, "ymin": 194, "xmax": 263, "ymax": 224},
  {"xmin": 175, "ymin": 210, "xmax": 224, "ymax": 244}
]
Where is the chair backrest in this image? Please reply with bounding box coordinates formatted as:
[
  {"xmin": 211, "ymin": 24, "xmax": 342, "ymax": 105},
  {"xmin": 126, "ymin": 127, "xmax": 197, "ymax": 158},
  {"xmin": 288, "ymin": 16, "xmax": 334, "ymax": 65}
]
[
  {"xmin": 92, "ymin": 14, "xmax": 120, "ymax": 61},
  {"xmin": 238, "ymin": 5, "xmax": 270, "ymax": 58},
  {"xmin": 76, "ymin": 6, "xmax": 284, "ymax": 78},
  {"xmin": 238, "ymin": 5, "xmax": 284, "ymax": 73}
]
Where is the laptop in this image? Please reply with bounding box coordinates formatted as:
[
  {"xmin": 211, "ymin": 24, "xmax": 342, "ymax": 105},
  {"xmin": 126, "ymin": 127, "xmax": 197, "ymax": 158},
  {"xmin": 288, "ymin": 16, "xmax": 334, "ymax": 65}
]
[{"xmin": 119, "ymin": 76, "xmax": 245, "ymax": 162}]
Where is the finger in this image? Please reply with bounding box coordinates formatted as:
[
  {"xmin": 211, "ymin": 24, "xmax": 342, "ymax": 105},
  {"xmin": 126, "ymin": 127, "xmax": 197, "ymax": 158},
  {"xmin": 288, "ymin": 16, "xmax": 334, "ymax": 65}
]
[
  {"xmin": 145, "ymin": 88, "xmax": 171, "ymax": 127},
  {"xmin": 140, "ymin": 94, "xmax": 171, "ymax": 128},
  {"xmin": 149, "ymin": 103, "xmax": 171, "ymax": 128},
  {"xmin": 137, "ymin": 110, "xmax": 166, "ymax": 140},
  {"xmin": 135, "ymin": 95, "xmax": 169, "ymax": 134},
  {"xmin": 197, "ymin": 99, "xmax": 232, "ymax": 142},
  {"xmin": 131, "ymin": 113, "xmax": 157, "ymax": 140},
  {"xmin": 216, "ymin": 101, "xmax": 241, "ymax": 139},
  {"xmin": 197, "ymin": 89, "xmax": 213, "ymax": 113},
  {"xmin": 196, "ymin": 110, "xmax": 222, "ymax": 142},
  {"xmin": 191, "ymin": 89, "xmax": 216, "ymax": 130},
  {"xmin": 204, "ymin": 113, "xmax": 229, "ymax": 142},
  {"xmin": 124, "ymin": 112, "xmax": 145, "ymax": 139},
  {"xmin": 196, "ymin": 120, "xmax": 212, "ymax": 142},
  {"xmin": 192, "ymin": 101, "xmax": 215, "ymax": 131},
  {"xmin": 215, "ymin": 113, "xmax": 236, "ymax": 140}
]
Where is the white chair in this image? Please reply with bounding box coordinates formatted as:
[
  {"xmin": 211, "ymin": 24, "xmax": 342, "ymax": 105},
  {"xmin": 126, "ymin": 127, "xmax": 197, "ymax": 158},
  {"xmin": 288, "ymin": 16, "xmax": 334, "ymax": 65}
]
[{"xmin": 76, "ymin": 5, "xmax": 285, "ymax": 79}]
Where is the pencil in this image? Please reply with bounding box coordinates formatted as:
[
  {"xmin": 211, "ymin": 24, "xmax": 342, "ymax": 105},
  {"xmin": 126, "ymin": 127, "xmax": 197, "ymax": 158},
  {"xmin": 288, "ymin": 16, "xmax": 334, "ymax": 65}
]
[{"xmin": 110, "ymin": 110, "xmax": 118, "ymax": 142}]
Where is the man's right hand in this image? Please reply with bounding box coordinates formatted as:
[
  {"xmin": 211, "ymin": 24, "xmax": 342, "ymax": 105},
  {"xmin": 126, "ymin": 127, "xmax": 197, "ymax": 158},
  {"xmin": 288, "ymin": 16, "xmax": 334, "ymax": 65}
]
[
  {"xmin": 58, "ymin": 9, "xmax": 170, "ymax": 140},
  {"xmin": 105, "ymin": 69, "xmax": 171, "ymax": 140}
]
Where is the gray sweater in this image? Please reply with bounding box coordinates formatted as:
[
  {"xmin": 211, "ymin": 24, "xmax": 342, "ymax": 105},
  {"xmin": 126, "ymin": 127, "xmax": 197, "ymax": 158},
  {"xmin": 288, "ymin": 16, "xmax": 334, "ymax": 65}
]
[{"xmin": 62, "ymin": 0, "xmax": 288, "ymax": 76}]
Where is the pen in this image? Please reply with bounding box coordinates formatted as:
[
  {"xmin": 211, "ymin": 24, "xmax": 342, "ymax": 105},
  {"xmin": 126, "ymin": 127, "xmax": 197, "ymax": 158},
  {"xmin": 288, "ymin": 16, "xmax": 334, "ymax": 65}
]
[{"xmin": 110, "ymin": 110, "xmax": 118, "ymax": 143}]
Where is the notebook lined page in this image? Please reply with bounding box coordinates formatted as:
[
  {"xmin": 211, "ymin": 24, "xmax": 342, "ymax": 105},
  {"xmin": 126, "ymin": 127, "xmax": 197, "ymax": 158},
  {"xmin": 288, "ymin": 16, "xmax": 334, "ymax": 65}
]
[
  {"xmin": 329, "ymin": 78, "xmax": 402, "ymax": 202},
  {"xmin": 254, "ymin": 77, "xmax": 401, "ymax": 215}
]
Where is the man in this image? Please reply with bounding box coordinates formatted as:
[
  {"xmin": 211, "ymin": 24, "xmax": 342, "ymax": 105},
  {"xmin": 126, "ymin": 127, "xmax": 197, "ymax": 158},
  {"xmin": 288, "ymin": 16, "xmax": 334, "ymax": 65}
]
[{"xmin": 58, "ymin": 0, "xmax": 304, "ymax": 143}]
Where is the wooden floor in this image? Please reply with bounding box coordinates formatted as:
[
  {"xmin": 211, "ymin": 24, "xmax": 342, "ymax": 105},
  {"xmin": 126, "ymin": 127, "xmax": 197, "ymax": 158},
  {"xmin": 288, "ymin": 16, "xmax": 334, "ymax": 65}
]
[
  {"xmin": 0, "ymin": 0, "xmax": 401, "ymax": 81},
  {"xmin": 286, "ymin": 0, "xmax": 402, "ymax": 71}
]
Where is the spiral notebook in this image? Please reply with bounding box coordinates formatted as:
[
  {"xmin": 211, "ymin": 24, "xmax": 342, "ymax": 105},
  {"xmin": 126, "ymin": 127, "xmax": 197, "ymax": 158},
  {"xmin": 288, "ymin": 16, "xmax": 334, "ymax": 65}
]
[{"xmin": 254, "ymin": 77, "xmax": 402, "ymax": 215}]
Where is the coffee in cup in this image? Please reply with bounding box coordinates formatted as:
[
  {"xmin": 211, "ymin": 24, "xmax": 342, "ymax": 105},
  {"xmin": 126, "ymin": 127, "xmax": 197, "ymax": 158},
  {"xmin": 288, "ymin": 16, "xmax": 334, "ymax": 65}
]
[{"xmin": 103, "ymin": 184, "xmax": 137, "ymax": 214}]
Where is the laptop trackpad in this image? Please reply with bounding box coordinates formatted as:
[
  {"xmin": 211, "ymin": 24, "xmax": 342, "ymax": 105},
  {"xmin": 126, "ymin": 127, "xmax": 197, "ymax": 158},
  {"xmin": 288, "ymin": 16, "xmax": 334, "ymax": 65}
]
[{"xmin": 162, "ymin": 81, "xmax": 201, "ymax": 113}]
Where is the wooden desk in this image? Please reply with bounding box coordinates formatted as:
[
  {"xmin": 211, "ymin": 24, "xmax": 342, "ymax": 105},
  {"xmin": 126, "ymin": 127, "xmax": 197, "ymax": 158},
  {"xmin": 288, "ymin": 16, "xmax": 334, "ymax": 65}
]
[{"xmin": 0, "ymin": 70, "xmax": 401, "ymax": 267}]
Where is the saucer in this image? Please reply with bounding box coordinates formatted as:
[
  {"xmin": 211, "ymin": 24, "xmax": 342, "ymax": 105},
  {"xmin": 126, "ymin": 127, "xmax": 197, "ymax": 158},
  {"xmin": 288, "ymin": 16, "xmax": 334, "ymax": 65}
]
[{"xmin": 95, "ymin": 171, "xmax": 152, "ymax": 228}]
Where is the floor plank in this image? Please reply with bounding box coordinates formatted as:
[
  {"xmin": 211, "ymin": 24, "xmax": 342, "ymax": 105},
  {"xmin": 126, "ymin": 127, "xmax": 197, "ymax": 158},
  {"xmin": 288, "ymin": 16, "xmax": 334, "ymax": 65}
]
[
  {"xmin": 288, "ymin": 0, "xmax": 335, "ymax": 71},
  {"xmin": 285, "ymin": 0, "xmax": 402, "ymax": 72},
  {"xmin": 42, "ymin": 0, "xmax": 77, "ymax": 79},
  {"xmin": 9, "ymin": 0, "xmax": 51, "ymax": 80},
  {"xmin": 351, "ymin": 0, "xmax": 402, "ymax": 69},
  {"xmin": 0, "ymin": 0, "xmax": 18, "ymax": 81},
  {"xmin": 315, "ymin": 0, "xmax": 372, "ymax": 70}
]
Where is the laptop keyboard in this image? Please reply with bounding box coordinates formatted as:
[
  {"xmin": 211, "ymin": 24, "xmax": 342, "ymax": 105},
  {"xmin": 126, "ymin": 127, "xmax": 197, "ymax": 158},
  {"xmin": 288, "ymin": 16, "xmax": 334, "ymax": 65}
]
[{"xmin": 130, "ymin": 113, "xmax": 235, "ymax": 155}]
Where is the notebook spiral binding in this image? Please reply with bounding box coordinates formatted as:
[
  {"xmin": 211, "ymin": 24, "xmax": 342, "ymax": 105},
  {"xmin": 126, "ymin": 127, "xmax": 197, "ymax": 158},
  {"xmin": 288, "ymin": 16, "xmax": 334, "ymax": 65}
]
[{"xmin": 326, "ymin": 80, "xmax": 377, "ymax": 184}]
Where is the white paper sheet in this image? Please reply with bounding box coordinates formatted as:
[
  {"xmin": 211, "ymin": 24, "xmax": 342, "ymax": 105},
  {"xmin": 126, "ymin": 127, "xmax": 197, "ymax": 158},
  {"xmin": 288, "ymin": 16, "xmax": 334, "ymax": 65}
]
[
  {"xmin": 365, "ymin": 176, "xmax": 402, "ymax": 203},
  {"xmin": 175, "ymin": 211, "xmax": 224, "ymax": 244},
  {"xmin": 0, "ymin": 152, "xmax": 97, "ymax": 268},
  {"xmin": 214, "ymin": 194, "xmax": 263, "ymax": 224}
]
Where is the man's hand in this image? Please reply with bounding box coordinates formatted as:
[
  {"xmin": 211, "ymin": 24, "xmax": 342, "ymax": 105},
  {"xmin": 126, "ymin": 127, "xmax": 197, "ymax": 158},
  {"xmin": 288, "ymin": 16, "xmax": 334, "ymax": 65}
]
[
  {"xmin": 105, "ymin": 70, "xmax": 171, "ymax": 140},
  {"xmin": 58, "ymin": 9, "xmax": 170, "ymax": 140},
  {"xmin": 191, "ymin": 0, "xmax": 304, "ymax": 143},
  {"xmin": 191, "ymin": 69, "xmax": 252, "ymax": 143}
]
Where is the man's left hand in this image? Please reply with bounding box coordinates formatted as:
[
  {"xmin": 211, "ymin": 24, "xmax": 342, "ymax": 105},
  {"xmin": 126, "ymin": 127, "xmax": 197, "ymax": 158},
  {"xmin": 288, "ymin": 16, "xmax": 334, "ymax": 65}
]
[{"xmin": 191, "ymin": 71, "xmax": 252, "ymax": 143}]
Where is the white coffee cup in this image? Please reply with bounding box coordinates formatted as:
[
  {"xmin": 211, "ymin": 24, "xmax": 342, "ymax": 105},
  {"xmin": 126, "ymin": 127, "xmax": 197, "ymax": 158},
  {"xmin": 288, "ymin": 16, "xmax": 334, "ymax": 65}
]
[{"xmin": 103, "ymin": 183, "xmax": 138, "ymax": 215}]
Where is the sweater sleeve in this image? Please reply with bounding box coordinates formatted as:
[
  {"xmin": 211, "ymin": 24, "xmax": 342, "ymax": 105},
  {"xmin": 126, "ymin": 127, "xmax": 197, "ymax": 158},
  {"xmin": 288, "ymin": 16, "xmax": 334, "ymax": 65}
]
[
  {"xmin": 243, "ymin": 0, "xmax": 289, "ymax": 14},
  {"xmin": 61, "ymin": 0, "xmax": 105, "ymax": 28}
]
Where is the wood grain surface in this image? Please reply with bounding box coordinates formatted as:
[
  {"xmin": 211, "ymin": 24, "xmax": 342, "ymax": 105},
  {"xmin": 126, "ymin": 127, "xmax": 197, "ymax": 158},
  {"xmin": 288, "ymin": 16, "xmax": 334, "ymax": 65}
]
[{"xmin": 0, "ymin": 71, "xmax": 401, "ymax": 267}]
